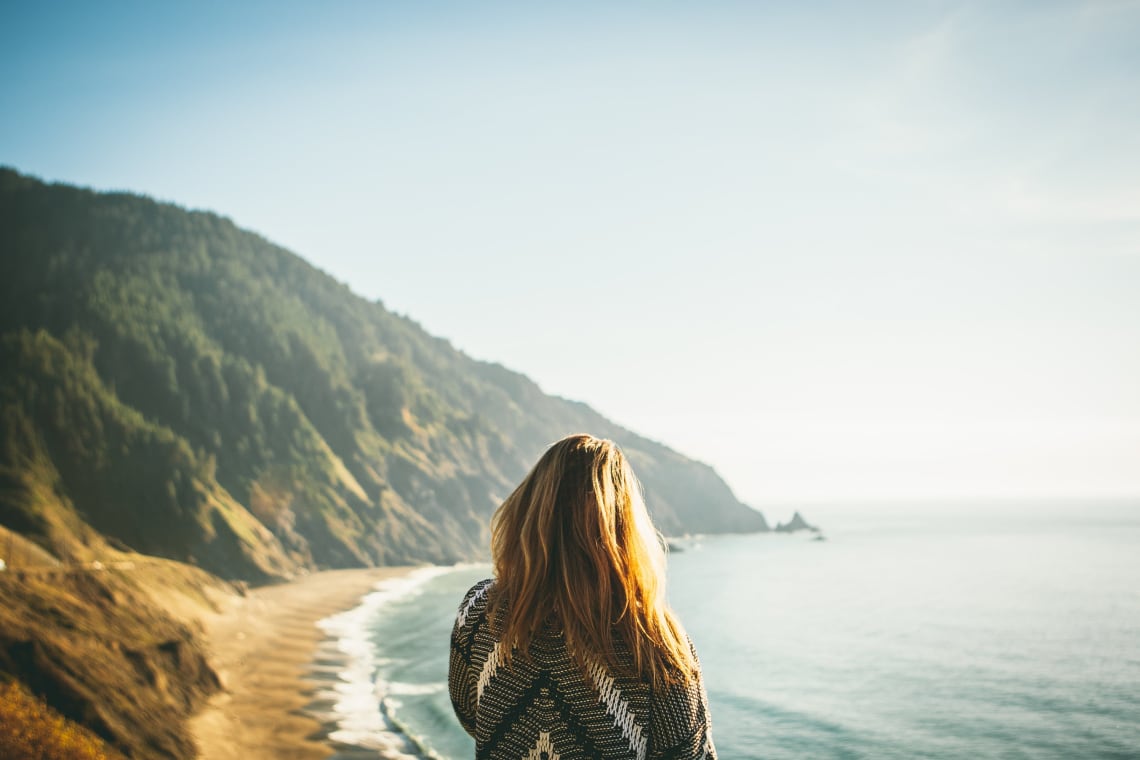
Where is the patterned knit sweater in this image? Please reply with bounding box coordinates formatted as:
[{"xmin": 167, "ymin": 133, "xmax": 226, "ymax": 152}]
[{"xmin": 449, "ymin": 579, "xmax": 717, "ymax": 760}]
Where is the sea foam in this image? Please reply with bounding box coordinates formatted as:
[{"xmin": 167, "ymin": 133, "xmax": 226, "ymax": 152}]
[{"xmin": 315, "ymin": 565, "xmax": 455, "ymax": 759}]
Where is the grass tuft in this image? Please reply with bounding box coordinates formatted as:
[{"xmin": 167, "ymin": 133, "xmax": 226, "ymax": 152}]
[{"xmin": 0, "ymin": 679, "xmax": 126, "ymax": 760}]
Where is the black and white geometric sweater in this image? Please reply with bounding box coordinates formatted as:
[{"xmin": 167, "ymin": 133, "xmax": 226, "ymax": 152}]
[{"xmin": 449, "ymin": 578, "xmax": 717, "ymax": 760}]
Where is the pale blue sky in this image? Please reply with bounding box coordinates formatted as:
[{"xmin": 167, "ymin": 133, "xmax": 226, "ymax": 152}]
[{"xmin": 4, "ymin": 1, "xmax": 1138, "ymax": 504}]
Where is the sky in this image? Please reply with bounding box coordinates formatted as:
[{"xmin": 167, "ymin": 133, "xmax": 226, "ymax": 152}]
[{"xmin": 3, "ymin": 1, "xmax": 1138, "ymax": 506}]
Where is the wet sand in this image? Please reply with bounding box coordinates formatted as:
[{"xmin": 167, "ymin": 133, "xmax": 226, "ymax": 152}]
[{"xmin": 191, "ymin": 567, "xmax": 416, "ymax": 760}]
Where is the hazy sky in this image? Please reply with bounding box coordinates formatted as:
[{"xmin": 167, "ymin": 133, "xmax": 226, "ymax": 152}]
[{"xmin": 4, "ymin": 1, "xmax": 1138, "ymax": 505}]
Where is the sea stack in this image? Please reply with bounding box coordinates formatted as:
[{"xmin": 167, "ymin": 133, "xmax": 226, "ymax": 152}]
[{"xmin": 774, "ymin": 511, "xmax": 821, "ymax": 533}]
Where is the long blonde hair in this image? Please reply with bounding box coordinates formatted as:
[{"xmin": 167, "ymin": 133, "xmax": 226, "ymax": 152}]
[{"xmin": 489, "ymin": 434, "xmax": 696, "ymax": 687}]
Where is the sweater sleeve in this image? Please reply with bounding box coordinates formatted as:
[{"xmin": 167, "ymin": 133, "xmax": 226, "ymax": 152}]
[
  {"xmin": 649, "ymin": 637, "xmax": 717, "ymax": 760},
  {"xmin": 448, "ymin": 578, "xmax": 494, "ymax": 738}
]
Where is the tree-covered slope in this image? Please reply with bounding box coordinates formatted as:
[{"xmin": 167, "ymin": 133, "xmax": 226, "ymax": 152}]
[{"xmin": 0, "ymin": 167, "xmax": 767, "ymax": 579}]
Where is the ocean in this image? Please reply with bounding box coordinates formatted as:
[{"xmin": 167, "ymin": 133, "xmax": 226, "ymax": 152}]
[{"xmin": 316, "ymin": 500, "xmax": 1140, "ymax": 759}]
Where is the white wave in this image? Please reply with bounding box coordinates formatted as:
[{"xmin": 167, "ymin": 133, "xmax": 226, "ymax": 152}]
[
  {"xmin": 386, "ymin": 680, "xmax": 447, "ymax": 696},
  {"xmin": 314, "ymin": 565, "xmax": 455, "ymax": 759}
]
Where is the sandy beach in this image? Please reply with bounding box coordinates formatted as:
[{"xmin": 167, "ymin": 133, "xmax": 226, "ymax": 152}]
[{"xmin": 191, "ymin": 567, "xmax": 417, "ymax": 760}]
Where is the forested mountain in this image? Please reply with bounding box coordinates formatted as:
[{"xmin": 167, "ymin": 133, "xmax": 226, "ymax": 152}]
[{"xmin": 0, "ymin": 167, "xmax": 767, "ymax": 581}]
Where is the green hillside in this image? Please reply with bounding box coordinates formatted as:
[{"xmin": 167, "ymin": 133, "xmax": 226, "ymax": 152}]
[{"xmin": 0, "ymin": 167, "xmax": 767, "ymax": 580}]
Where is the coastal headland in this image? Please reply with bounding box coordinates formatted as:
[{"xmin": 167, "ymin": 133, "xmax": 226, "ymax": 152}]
[{"xmin": 0, "ymin": 169, "xmax": 770, "ymax": 756}]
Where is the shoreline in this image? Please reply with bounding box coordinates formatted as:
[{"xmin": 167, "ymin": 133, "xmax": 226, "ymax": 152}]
[{"xmin": 190, "ymin": 567, "xmax": 417, "ymax": 760}]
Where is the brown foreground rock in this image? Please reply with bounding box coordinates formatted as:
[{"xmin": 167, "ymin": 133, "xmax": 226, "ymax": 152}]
[
  {"xmin": 0, "ymin": 557, "xmax": 230, "ymax": 759},
  {"xmin": 0, "ymin": 556, "xmax": 418, "ymax": 760}
]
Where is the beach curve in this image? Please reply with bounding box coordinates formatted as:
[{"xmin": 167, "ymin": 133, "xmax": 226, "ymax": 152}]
[{"xmin": 191, "ymin": 567, "xmax": 417, "ymax": 760}]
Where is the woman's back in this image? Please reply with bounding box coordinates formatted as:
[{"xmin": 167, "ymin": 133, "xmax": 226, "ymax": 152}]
[
  {"xmin": 448, "ymin": 435, "xmax": 717, "ymax": 759},
  {"xmin": 450, "ymin": 578, "xmax": 716, "ymax": 760}
]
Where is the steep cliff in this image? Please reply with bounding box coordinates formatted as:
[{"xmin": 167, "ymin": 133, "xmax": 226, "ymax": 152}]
[{"xmin": 0, "ymin": 167, "xmax": 767, "ymax": 580}]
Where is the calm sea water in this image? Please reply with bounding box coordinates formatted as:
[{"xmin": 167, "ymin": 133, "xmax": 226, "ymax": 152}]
[{"xmin": 321, "ymin": 501, "xmax": 1140, "ymax": 759}]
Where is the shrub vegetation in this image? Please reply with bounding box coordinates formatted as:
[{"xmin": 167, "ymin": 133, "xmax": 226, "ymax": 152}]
[{"xmin": 0, "ymin": 679, "xmax": 126, "ymax": 760}]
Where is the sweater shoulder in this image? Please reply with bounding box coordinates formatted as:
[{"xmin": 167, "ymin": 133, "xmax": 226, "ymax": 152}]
[{"xmin": 454, "ymin": 577, "xmax": 495, "ymax": 630}]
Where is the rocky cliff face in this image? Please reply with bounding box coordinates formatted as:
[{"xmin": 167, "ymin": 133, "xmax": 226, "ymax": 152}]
[
  {"xmin": 0, "ymin": 168, "xmax": 767, "ymax": 581},
  {"xmin": 0, "ymin": 563, "xmax": 227, "ymax": 759}
]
